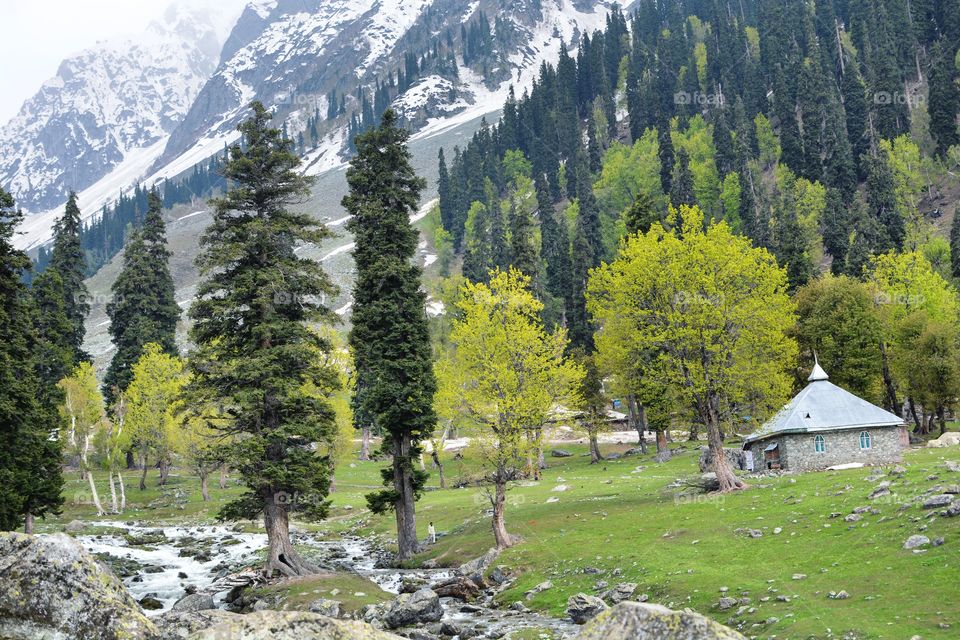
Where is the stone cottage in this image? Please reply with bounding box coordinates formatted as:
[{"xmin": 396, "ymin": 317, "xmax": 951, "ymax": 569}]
[{"xmin": 742, "ymin": 362, "xmax": 908, "ymax": 472}]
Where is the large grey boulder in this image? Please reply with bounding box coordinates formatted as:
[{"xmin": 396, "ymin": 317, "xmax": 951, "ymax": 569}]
[
  {"xmin": 457, "ymin": 547, "xmax": 500, "ymax": 580},
  {"xmin": 698, "ymin": 447, "xmax": 746, "ymax": 472},
  {"xmin": 155, "ymin": 610, "xmax": 241, "ymax": 639},
  {"xmin": 188, "ymin": 610, "xmax": 402, "ymax": 639},
  {"xmin": 575, "ymin": 602, "xmax": 746, "ymax": 639},
  {"xmin": 567, "ymin": 593, "xmax": 610, "ymax": 624},
  {"xmin": 0, "ymin": 532, "xmax": 158, "ymax": 640},
  {"xmin": 171, "ymin": 593, "xmax": 216, "ymax": 613},
  {"xmin": 383, "ymin": 588, "xmax": 444, "ymax": 629}
]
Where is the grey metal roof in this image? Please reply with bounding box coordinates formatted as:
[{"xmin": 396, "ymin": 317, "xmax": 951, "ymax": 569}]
[{"xmin": 743, "ymin": 364, "xmax": 904, "ymax": 445}]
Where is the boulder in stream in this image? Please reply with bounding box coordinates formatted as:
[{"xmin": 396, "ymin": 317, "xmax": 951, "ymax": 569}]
[
  {"xmin": 0, "ymin": 532, "xmax": 158, "ymax": 640},
  {"xmin": 383, "ymin": 588, "xmax": 444, "ymax": 629},
  {"xmin": 187, "ymin": 610, "xmax": 403, "ymax": 639},
  {"xmin": 574, "ymin": 601, "xmax": 746, "ymax": 639},
  {"xmin": 567, "ymin": 593, "xmax": 609, "ymax": 624},
  {"xmin": 172, "ymin": 593, "xmax": 216, "ymax": 613}
]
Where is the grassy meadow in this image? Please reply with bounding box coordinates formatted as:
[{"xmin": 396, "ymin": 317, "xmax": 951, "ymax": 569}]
[{"xmin": 40, "ymin": 438, "xmax": 960, "ymax": 639}]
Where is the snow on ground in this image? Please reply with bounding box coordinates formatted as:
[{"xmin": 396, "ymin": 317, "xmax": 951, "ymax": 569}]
[
  {"xmin": 302, "ymin": 128, "xmax": 350, "ymax": 176},
  {"xmin": 356, "ymin": 0, "xmax": 430, "ymax": 77},
  {"xmin": 15, "ymin": 138, "xmax": 170, "ymax": 251}
]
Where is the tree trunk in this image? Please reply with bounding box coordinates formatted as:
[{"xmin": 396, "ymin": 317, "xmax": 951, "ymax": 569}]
[
  {"xmin": 219, "ymin": 464, "xmax": 228, "ymax": 489},
  {"xmin": 263, "ymin": 494, "xmax": 318, "ymax": 577},
  {"xmin": 655, "ymin": 428, "xmax": 672, "ymax": 462},
  {"xmin": 158, "ymin": 459, "xmax": 170, "ymax": 486},
  {"xmin": 880, "ymin": 342, "xmax": 899, "ymax": 415},
  {"xmin": 118, "ymin": 473, "xmax": 126, "ymax": 512},
  {"xmin": 392, "ymin": 432, "xmax": 419, "ymax": 561},
  {"xmin": 126, "ymin": 449, "xmax": 135, "ymax": 470},
  {"xmin": 330, "ymin": 474, "xmax": 337, "ymax": 493},
  {"xmin": 200, "ymin": 474, "xmax": 210, "ymax": 501},
  {"xmin": 908, "ymin": 397, "xmax": 923, "ymax": 433},
  {"xmin": 938, "ymin": 405, "xmax": 947, "ymax": 436},
  {"xmin": 705, "ymin": 396, "xmax": 743, "ymax": 492},
  {"xmin": 360, "ymin": 425, "xmax": 371, "ymax": 461},
  {"xmin": 24, "ymin": 513, "xmax": 34, "ymax": 535},
  {"xmin": 589, "ymin": 433, "xmax": 603, "ymax": 463},
  {"xmin": 627, "ymin": 395, "xmax": 646, "ymax": 451},
  {"xmin": 491, "ymin": 478, "xmax": 518, "ymax": 550},
  {"xmin": 431, "ymin": 450, "xmax": 446, "ymax": 489},
  {"xmin": 536, "ymin": 430, "xmax": 546, "ymax": 471},
  {"xmin": 87, "ymin": 469, "xmax": 105, "ymax": 516},
  {"xmin": 108, "ymin": 472, "xmax": 118, "ymax": 513},
  {"xmin": 139, "ymin": 454, "xmax": 148, "ymax": 490},
  {"xmin": 635, "ymin": 398, "xmax": 648, "ymax": 454}
]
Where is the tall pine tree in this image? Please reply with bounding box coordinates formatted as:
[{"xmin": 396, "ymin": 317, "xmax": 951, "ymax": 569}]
[
  {"xmin": 186, "ymin": 102, "xmax": 339, "ymax": 577},
  {"xmin": 104, "ymin": 191, "xmax": 180, "ymax": 404},
  {"xmin": 344, "ymin": 109, "xmax": 437, "ymax": 561},
  {"xmin": 0, "ymin": 188, "xmax": 63, "ymax": 532},
  {"xmin": 48, "ymin": 192, "xmax": 90, "ymax": 363}
]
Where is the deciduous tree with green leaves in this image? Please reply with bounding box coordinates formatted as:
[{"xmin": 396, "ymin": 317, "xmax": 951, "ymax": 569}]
[
  {"xmin": 59, "ymin": 362, "xmax": 107, "ymax": 515},
  {"xmin": 436, "ymin": 269, "xmax": 583, "ymax": 548},
  {"xmin": 588, "ymin": 205, "xmax": 797, "ymax": 491}
]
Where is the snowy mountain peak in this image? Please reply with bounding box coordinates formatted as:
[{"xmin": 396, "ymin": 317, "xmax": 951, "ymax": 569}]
[{"xmin": 0, "ymin": 2, "xmax": 238, "ymax": 214}]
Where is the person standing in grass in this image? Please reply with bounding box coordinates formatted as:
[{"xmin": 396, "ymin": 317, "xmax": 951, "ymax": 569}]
[{"xmin": 428, "ymin": 521, "xmax": 436, "ymax": 544}]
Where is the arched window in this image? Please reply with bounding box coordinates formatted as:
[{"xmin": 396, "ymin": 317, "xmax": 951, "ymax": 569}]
[
  {"xmin": 859, "ymin": 431, "xmax": 872, "ymax": 450},
  {"xmin": 814, "ymin": 434, "xmax": 825, "ymax": 453}
]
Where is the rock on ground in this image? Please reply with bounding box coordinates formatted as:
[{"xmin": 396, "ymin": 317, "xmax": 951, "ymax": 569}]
[
  {"xmin": 383, "ymin": 588, "xmax": 443, "ymax": 629},
  {"xmin": 188, "ymin": 610, "xmax": 402, "ymax": 639},
  {"xmin": 698, "ymin": 447, "xmax": 747, "ymax": 472},
  {"xmin": 904, "ymin": 535, "xmax": 931, "ymax": 550},
  {"xmin": 458, "ymin": 548, "xmax": 500, "ymax": 581},
  {"xmin": 0, "ymin": 532, "xmax": 158, "ymax": 640},
  {"xmin": 927, "ymin": 432, "xmax": 960, "ymax": 448},
  {"xmin": 156, "ymin": 610, "xmax": 242, "ymax": 639},
  {"xmin": 567, "ymin": 593, "xmax": 610, "ymax": 624},
  {"xmin": 172, "ymin": 593, "xmax": 216, "ymax": 613},
  {"xmin": 574, "ymin": 602, "xmax": 746, "ymax": 639},
  {"xmin": 308, "ymin": 598, "xmax": 342, "ymax": 617}
]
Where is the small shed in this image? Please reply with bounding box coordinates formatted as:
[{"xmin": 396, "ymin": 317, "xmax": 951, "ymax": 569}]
[{"xmin": 742, "ymin": 362, "xmax": 908, "ymax": 472}]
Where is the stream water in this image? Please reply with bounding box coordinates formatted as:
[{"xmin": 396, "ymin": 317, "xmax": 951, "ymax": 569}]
[{"xmin": 75, "ymin": 522, "xmax": 578, "ymax": 638}]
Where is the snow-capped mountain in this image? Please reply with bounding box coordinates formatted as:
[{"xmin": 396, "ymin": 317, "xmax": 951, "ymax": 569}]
[
  {"xmin": 0, "ymin": 3, "xmax": 239, "ymax": 214},
  {"xmin": 6, "ymin": 0, "xmax": 618, "ymax": 251}
]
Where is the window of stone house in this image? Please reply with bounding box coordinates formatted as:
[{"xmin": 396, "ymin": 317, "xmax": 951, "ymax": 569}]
[
  {"xmin": 859, "ymin": 431, "xmax": 872, "ymax": 449},
  {"xmin": 814, "ymin": 434, "xmax": 825, "ymax": 453}
]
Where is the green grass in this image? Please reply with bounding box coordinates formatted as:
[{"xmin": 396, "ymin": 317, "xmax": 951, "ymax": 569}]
[
  {"xmin": 43, "ymin": 442, "xmax": 960, "ymax": 639},
  {"xmin": 248, "ymin": 572, "xmax": 391, "ymax": 614}
]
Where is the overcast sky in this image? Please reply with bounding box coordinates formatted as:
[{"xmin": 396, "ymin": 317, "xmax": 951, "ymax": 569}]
[{"xmin": 0, "ymin": 0, "xmax": 185, "ymax": 124}]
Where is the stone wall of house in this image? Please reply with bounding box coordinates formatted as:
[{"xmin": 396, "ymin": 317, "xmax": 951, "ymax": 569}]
[
  {"xmin": 780, "ymin": 426, "xmax": 904, "ymax": 471},
  {"xmin": 745, "ymin": 435, "xmax": 789, "ymax": 471}
]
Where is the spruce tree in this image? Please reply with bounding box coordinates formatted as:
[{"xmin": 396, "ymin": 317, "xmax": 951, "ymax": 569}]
[
  {"xmin": 437, "ymin": 148, "xmax": 453, "ymax": 231},
  {"xmin": 928, "ymin": 41, "xmax": 960, "ymax": 158},
  {"xmin": 624, "ymin": 191, "xmax": 660, "ymax": 235},
  {"xmin": 951, "ymin": 208, "xmax": 960, "ymax": 280},
  {"xmin": 48, "ymin": 192, "xmax": 90, "ymax": 363},
  {"xmin": 104, "ymin": 191, "xmax": 180, "ymax": 404},
  {"xmin": 670, "ymin": 147, "xmax": 696, "ymax": 208},
  {"xmin": 0, "ymin": 188, "xmax": 63, "ymax": 532},
  {"xmin": 537, "ymin": 174, "xmax": 572, "ymax": 326},
  {"xmin": 508, "ymin": 195, "xmax": 539, "ymax": 281},
  {"xmin": 186, "ymin": 102, "xmax": 339, "ymax": 577},
  {"xmin": 568, "ymin": 159, "xmax": 603, "ymax": 351},
  {"xmin": 864, "ymin": 150, "xmax": 903, "ymax": 251},
  {"xmin": 343, "ymin": 109, "xmax": 436, "ymax": 562}
]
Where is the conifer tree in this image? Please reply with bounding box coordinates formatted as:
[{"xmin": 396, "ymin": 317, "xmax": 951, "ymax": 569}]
[
  {"xmin": 104, "ymin": 191, "xmax": 180, "ymax": 404},
  {"xmin": 538, "ymin": 174, "xmax": 572, "ymax": 326},
  {"xmin": 48, "ymin": 192, "xmax": 90, "ymax": 363},
  {"xmin": 568, "ymin": 159, "xmax": 603, "ymax": 351},
  {"xmin": 0, "ymin": 188, "xmax": 63, "ymax": 532},
  {"xmin": 951, "ymin": 209, "xmax": 960, "ymax": 280},
  {"xmin": 343, "ymin": 109, "xmax": 436, "ymax": 561},
  {"xmin": 187, "ymin": 102, "xmax": 339, "ymax": 577},
  {"xmin": 864, "ymin": 150, "xmax": 904, "ymax": 252},
  {"xmin": 437, "ymin": 148, "xmax": 453, "ymax": 231},
  {"xmin": 928, "ymin": 41, "xmax": 960, "ymax": 157},
  {"xmin": 670, "ymin": 147, "xmax": 696, "ymax": 208},
  {"xmin": 508, "ymin": 194, "xmax": 539, "ymax": 281}
]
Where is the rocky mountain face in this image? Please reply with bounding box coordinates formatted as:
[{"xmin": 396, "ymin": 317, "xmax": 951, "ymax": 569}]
[
  {"xmin": 0, "ymin": 3, "xmax": 236, "ymax": 214},
  {"xmin": 5, "ymin": 0, "xmax": 616, "ymax": 250}
]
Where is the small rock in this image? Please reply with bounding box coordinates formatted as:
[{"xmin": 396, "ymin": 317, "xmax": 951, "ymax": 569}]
[
  {"xmin": 551, "ymin": 449, "xmax": 573, "ymax": 458},
  {"xmin": 171, "ymin": 593, "xmax": 215, "ymax": 613},
  {"xmin": 792, "ymin": 574, "xmax": 806, "ymax": 580},
  {"xmin": 869, "ymin": 482, "xmax": 892, "ymax": 499},
  {"xmin": 307, "ymin": 598, "xmax": 341, "ymax": 618},
  {"xmin": 923, "ymin": 494, "xmax": 954, "ymax": 509},
  {"xmin": 566, "ymin": 593, "xmax": 609, "ymax": 624},
  {"xmin": 140, "ymin": 597, "xmax": 164, "ymax": 611},
  {"xmin": 524, "ymin": 580, "xmax": 553, "ymax": 601},
  {"xmin": 717, "ymin": 597, "xmax": 738, "ymax": 611},
  {"xmin": 601, "ymin": 583, "xmax": 638, "ymax": 605},
  {"xmin": 932, "ymin": 537, "xmax": 945, "ymax": 547},
  {"xmin": 844, "ymin": 513, "xmax": 862, "ymax": 523},
  {"xmin": 828, "ymin": 591, "xmax": 850, "ymax": 600},
  {"xmin": 903, "ymin": 535, "xmax": 931, "ymax": 550}
]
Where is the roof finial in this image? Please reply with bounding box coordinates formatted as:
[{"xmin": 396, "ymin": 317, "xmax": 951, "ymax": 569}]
[{"xmin": 808, "ymin": 351, "xmax": 829, "ymax": 382}]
